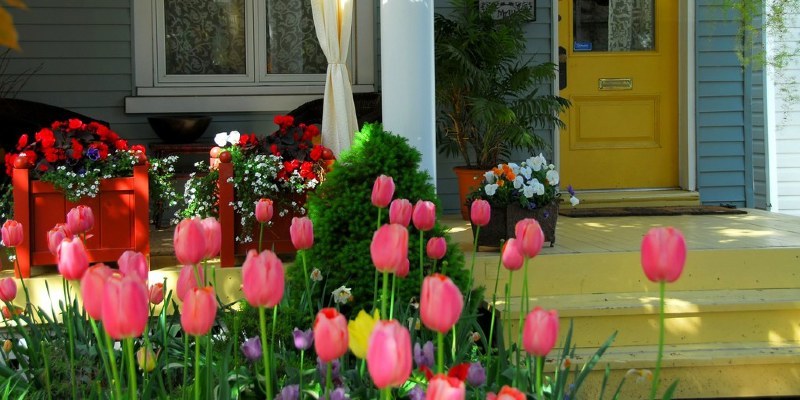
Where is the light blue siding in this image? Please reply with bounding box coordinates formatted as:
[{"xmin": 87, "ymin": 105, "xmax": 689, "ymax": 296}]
[{"xmin": 695, "ymin": 0, "xmax": 753, "ymax": 208}]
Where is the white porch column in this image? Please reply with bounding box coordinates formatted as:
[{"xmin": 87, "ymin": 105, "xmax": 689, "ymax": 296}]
[{"xmin": 380, "ymin": 0, "xmax": 437, "ymax": 188}]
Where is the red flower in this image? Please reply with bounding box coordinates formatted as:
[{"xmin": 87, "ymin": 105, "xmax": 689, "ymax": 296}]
[
  {"xmin": 4, "ymin": 153, "xmax": 16, "ymax": 175},
  {"xmin": 131, "ymin": 144, "xmax": 146, "ymax": 155},
  {"xmin": 114, "ymin": 139, "xmax": 128, "ymax": 151},
  {"xmin": 283, "ymin": 159, "xmax": 300, "ymax": 173},
  {"xmin": 68, "ymin": 118, "xmax": 83, "ymax": 130},
  {"xmin": 44, "ymin": 148, "xmax": 59, "ymax": 163},
  {"xmin": 299, "ymin": 161, "xmax": 316, "ymax": 180},
  {"xmin": 35, "ymin": 128, "xmax": 56, "ymax": 148},
  {"xmin": 270, "ymin": 144, "xmax": 280, "ymax": 156},
  {"xmin": 304, "ymin": 124, "xmax": 320, "ymax": 139},
  {"xmin": 16, "ymin": 134, "xmax": 28, "ymax": 150},
  {"xmin": 70, "ymin": 139, "xmax": 84, "ymax": 160},
  {"xmin": 310, "ymin": 145, "xmax": 323, "ymax": 161}
]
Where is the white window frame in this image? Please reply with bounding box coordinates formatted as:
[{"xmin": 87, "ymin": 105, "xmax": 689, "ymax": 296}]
[{"xmin": 127, "ymin": 0, "xmax": 375, "ymax": 114}]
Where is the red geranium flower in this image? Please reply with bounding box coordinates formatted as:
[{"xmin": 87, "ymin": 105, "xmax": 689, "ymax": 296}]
[
  {"xmin": 16, "ymin": 134, "xmax": 28, "ymax": 150},
  {"xmin": 310, "ymin": 145, "xmax": 323, "ymax": 161},
  {"xmin": 36, "ymin": 128, "xmax": 56, "ymax": 148},
  {"xmin": 68, "ymin": 118, "xmax": 83, "ymax": 130}
]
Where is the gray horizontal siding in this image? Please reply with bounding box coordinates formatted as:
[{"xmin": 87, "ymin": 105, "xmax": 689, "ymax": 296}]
[{"xmin": 696, "ymin": 0, "xmax": 751, "ymax": 208}]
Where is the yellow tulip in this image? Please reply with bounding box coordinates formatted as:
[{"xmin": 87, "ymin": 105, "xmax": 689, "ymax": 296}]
[
  {"xmin": 347, "ymin": 309, "xmax": 379, "ymax": 359},
  {"xmin": 136, "ymin": 345, "xmax": 158, "ymax": 372}
]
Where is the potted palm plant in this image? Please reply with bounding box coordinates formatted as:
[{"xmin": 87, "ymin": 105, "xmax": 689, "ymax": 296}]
[{"xmin": 435, "ymin": 0, "xmax": 570, "ymax": 218}]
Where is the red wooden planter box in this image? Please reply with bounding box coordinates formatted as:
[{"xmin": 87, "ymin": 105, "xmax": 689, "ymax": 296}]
[
  {"xmin": 217, "ymin": 162, "xmax": 299, "ymax": 268},
  {"xmin": 12, "ymin": 164, "xmax": 150, "ymax": 278}
]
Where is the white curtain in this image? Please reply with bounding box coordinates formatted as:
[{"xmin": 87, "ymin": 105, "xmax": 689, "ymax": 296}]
[{"xmin": 311, "ymin": 0, "xmax": 358, "ymax": 157}]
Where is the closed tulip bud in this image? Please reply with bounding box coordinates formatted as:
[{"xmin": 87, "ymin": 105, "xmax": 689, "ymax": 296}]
[
  {"xmin": 313, "ymin": 308, "xmax": 349, "ymax": 362},
  {"xmin": 117, "ymin": 250, "xmax": 148, "ymax": 282},
  {"xmin": 181, "ymin": 286, "xmax": 218, "ymax": 336},
  {"xmin": 57, "ymin": 236, "xmax": 89, "ymax": 280},
  {"xmin": 136, "ymin": 344, "xmax": 157, "ymax": 372},
  {"xmin": 420, "ymin": 274, "xmax": 463, "ymax": 333},
  {"xmin": 176, "ymin": 266, "xmax": 205, "ymax": 302},
  {"xmin": 66, "ymin": 205, "xmax": 94, "ymax": 234},
  {"xmin": 149, "ymin": 283, "xmax": 164, "ymax": 305},
  {"xmin": 370, "ymin": 224, "xmax": 409, "ymax": 273},
  {"xmin": 241, "ymin": 336, "xmax": 262, "ymax": 361},
  {"xmin": 1, "ymin": 220, "xmax": 23, "ymax": 247},
  {"xmin": 425, "ymin": 375, "xmax": 465, "ymax": 400},
  {"xmin": 466, "ymin": 362, "xmax": 486, "ymax": 387},
  {"xmin": 389, "ymin": 198, "xmax": 412, "ymax": 227},
  {"xmin": 347, "ymin": 309, "xmax": 379, "ymax": 359},
  {"xmin": 81, "ymin": 263, "xmax": 113, "ymax": 320},
  {"xmin": 173, "ymin": 218, "xmax": 206, "ymax": 265},
  {"xmin": 641, "ymin": 227, "xmax": 687, "ymax": 283},
  {"xmin": 371, "ymin": 175, "xmax": 395, "ymax": 208},
  {"xmin": 255, "ymin": 198, "xmax": 274, "ymax": 223},
  {"xmin": 47, "ymin": 223, "xmax": 72, "ymax": 256},
  {"xmin": 293, "ymin": 328, "xmax": 314, "ymax": 351},
  {"xmin": 426, "ymin": 237, "xmax": 447, "ymax": 260},
  {"xmin": 514, "ymin": 218, "xmax": 544, "ymax": 258},
  {"xmin": 488, "ymin": 386, "xmax": 526, "ymax": 400},
  {"xmin": 101, "ymin": 273, "xmax": 149, "ymax": 340},
  {"xmin": 413, "ymin": 341, "xmax": 435, "ymax": 369},
  {"xmin": 290, "ymin": 216, "xmax": 314, "ymax": 250},
  {"xmin": 412, "ymin": 200, "xmax": 436, "ymax": 232},
  {"xmin": 523, "ymin": 307, "xmax": 559, "ymax": 357},
  {"xmin": 501, "ymin": 239, "xmax": 524, "ymax": 271},
  {"xmin": 201, "ymin": 217, "xmax": 222, "ymax": 259},
  {"xmin": 2, "ymin": 339, "xmax": 11, "ymax": 353},
  {"xmin": 241, "ymin": 249, "xmax": 285, "ymax": 308},
  {"xmin": 367, "ymin": 320, "xmax": 412, "ymax": 389},
  {"xmin": 469, "ymin": 200, "xmax": 491, "ymax": 227},
  {"xmin": 0, "ymin": 278, "xmax": 17, "ymax": 302}
]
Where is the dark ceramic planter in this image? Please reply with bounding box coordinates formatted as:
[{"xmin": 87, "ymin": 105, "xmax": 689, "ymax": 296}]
[{"xmin": 471, "ymin": 201, "xmax": 559, "ymax": 249}]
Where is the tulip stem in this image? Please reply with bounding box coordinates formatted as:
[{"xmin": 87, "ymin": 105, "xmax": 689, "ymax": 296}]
[
  {"xmin": 437, "ymin": 332, "xmax": 445, "ymax": 374},
  {"xmin": 389, "ymin": 273, "xmax": 397, "ymax": 320},
  {"xmin": 183, "ymin": 333, "xmax": 189, "ymax": 395},
  {"xmin": 535, "ymin": 356, "xmax": 544, "ymax": 398},
  {"xmin": 62, "ymin": 278, "xmax": 78, "ymax": 400},
  {"xmin": 11, "ymin": 248, "xmax": 32, "ymax": 315},
  {"xmin": 373, "ymin": 208, "xmax": 381, "ymax": 314},
  {"xmin": 467, "ymin": 225, "xmax": 480, "ymax": 304},
  {"xmin": 650, "ymin": 281, "xmax": 666, "ymax": 400},
  {"xmin": 381, "ymin": 388, "xmax": 391, "ymax": 400},
  {"xmin": 194, "ymin": 336, "xmax": 201, "ymax": 400},
  {"xmin": 299, "ymin": 350, "xmax": 305, "ymax": 398},
  {"xmin": 125, "ymin": 338, "xmax": 137, "ymax": 400},
  {"xmin": 258, "ymin": 221, "xmax": 265, "ymax": 253},
  {"xmin": 259, "ymin": 307, "xmax": 274, "ymax": 400},
  {"xmin": 326, "ymin": 362, "xmax": 333, "ymax": 400},
  {"xmin": 89, "ymin": 318, "xmax": 113, "ymax": 390},
  {"xmin": 301, "ymin": 251, "xmax": 312, "ymax": 318},
  {"xmin": 40, "ymin": 342, "xmax": 52, "ymax": 400},
  {"xmin": 381, "ymin": 271, "xmax": 389, "ymax": 320},
  {"xmin": 487, "ymin": 255, "xmax": 503, "ymax": 367},
  {"xmin": 104, "ymin": 331, "xmax": 122, "ymax": 400}
]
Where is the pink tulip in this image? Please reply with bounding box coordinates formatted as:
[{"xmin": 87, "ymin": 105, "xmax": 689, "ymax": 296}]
[
  {"xmin": 117, "ymin": 250, "xmax": 148, "ymax": 282},
  {"xmin": 389, "ymin": 198, "xmax": 413, "ymax": 227},
  {"xmin": 57, "ymin": 236, "xmax": 89, "ymax": 280},
  {"xmin": 47, "ymin": 223, "xmax": 72, "ymax": 256},
  {"xmin": 1, "ymin": 220, "xmax": 23, "ymax": 247},
  {"xmin": 176, "ymin": 265, "xmax": 205, "ymax": 302},
  {"xmin": 241, "ymin": 249, "xmax": 285, "ymax": 308},
  {"xmin": 371, "ymin": 175, "xmax": 395, "ymax": 208},
  {"xmin": 641, "ymin": 227, "xmax": 687, "ymax": 283},
  {"xmin": 313, "ymin": 308, "xmax": 349, "ymax": 362},
  {"xmin": 149, "ymin": 283, "xmax": 164, "ymax": 305},
  {"xmin": 370, "ymin": 224, "xmax": 409, "ymax": 273},
  {"xmin": 0, "ymin": 278, "xmax": 17, "ymax": 302},
  {"xmin": 522, "ymin": 307, "xmax": 559, "ymax": 357},
  {"xmin": 255, "ymin": 198, "xmax": 274, "ymax": 223},
  {"xmin": 426, "ymin": 237, "xmax": 447, "ymax": 260},
  {"xmin": 173, "ymin": 218, "xmax": 207, "ymax": 265},
  {"xmin": 470, "ymin": 200, "xmax": 491, "ymax": 227},
  {"xmin": 101, "ymin": 273, "xmax": 149, "ymax": 340},
  {"xmin": 66, "ymin": 205, "xmax": 94, "ymax": 234},
  {"xmin": 501, "ymin": 239, "xmax": 524, "ymax": 271},
  {"xmin": 396, "ymin": 258, "xmax": 410, "ymax": 278},
  {"xmin": 412, "ymin": 200, "xmax": 436, "ymax": 232},
  {"xmin": 81, "ymin": 263, "xmax": 113, "ymax": 320},
  {"xmin": 420, "ymin": 274, "xmax": 463, "ymax": 333},
  {"xmin": 514, "ymin": 218, "xmax": 544, "ymax": 258},
  {"xmin": 426, "ymin": 374, "xmax": 466, "ymax": 400},
  {"xmin": 290, "ymin": 216, "xmax": 314, "ymax": 250},
  {"xmin": 181, "ymin": 286, "xmax": 218, "ymax": 336},
  {"xmin": 487, "ymin": 386, "xmax": 526, "ymax": 400},
  {"xmin": 201, "ymin": 217, "xmax": 221, "ymax": 259},
  {"xmin": 367, "ymin": 320, "xmax": 412, "ymax": 389}
]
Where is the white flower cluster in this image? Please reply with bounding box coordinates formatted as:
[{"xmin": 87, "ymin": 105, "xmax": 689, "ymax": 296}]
[{"xmin": 478, "ymin": 153, "xmax": 579, "ymax": 207}]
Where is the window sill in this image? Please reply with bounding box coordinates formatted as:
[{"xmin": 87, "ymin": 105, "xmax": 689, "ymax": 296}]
[{"xmin": 125, "ymin": 85, "xmax": 375, "ymax": 114}]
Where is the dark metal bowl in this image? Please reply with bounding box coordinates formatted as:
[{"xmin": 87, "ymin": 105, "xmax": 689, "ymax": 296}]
[{"xmin": 147, "ymin": 115, "xmax": 212, "ymax": 144}]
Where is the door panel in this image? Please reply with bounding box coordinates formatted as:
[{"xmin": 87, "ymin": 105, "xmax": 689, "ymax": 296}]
[{"xmin": 558, "ymin": 0, "xmax": 678, "ymax": 190}]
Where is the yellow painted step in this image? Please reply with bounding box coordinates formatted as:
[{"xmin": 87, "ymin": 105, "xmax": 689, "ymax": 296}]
[{"xmin": 566, "ymin": 189, "xmax": 701, "ymax": 209}]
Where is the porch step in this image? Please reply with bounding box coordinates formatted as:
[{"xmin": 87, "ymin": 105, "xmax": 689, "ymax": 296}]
[{"xmin": 568, "ymin": 189, "xmax": 701, "ymax": 208}]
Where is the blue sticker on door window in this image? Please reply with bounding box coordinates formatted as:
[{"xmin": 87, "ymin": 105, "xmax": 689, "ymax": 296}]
[{"xmin": 574, "ymin": 41, "xmax": 592, "ymax": 51}]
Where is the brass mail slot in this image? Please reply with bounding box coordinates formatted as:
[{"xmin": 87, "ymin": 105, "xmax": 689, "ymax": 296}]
[{"xmin": 598, "ymin": 78, "xmax": 633, "ymax": 90}]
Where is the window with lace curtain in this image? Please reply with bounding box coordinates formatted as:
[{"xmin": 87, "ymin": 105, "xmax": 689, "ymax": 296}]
[{"xmin": 156, "ymin": 0, "xmax": 328, "ymax": 83}]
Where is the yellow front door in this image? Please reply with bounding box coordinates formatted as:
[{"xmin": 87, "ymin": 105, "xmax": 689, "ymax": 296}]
[{"xmin": 558, "ymin": 0, "xmax": 678, "ymax": 189}]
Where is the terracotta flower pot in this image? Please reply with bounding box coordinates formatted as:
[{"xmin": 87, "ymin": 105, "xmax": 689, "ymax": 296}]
[{"xmin": 453, "ymin": 166, "xmax": 486, "ymax": 220}]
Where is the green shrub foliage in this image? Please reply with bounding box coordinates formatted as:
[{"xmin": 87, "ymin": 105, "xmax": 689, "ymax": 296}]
[{"xmin": 293, "ymin": 123, "xmax": 470, "ymax": 317}]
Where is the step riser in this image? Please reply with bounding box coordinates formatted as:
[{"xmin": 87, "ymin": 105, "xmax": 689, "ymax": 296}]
[
  {"xmin": 473, "ymin": 248, "xmax": 800, "ymax": 296},
  {"xmin": 498, "ymin": 309, "xmax": 800, "ymax": 348}
]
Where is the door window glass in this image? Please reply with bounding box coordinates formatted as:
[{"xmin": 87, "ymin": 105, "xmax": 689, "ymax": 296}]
[{"xmin": 573, "ymin": 0, "xmax": 655, "ymax": 52}]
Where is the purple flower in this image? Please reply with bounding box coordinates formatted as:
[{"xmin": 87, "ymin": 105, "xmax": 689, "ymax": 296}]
[
  {"xmin": 87, "ymin": 147, "xmax": 100, "ymax": 161},
  {"xmin": 293, "ymin": 327, "xmax": 313, "ymax": 350},
  {"xmin": 330, "ymin": 388, "xmax": 349, "ymax": 400},
  {"xmin": 275, "ymin": 385, "xmax": 299, "ymax": 400},
  {"xmin": 567, "ymin": 184, "xmax": 575, "ymax": 196},
  {"xmin": 240, "ymin": 337, "xmax": 262, "ymax": 362},
  {"xmin": 407, "ymin": 385, "xmax": 425, "ymax": 400},
  {"xmin": 413, "ymin": 341, "xmax": 434, "ymax": 369},
  {"xmin": 466, "ymin": 362, "xmax": 486, "ymax": 387}
]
